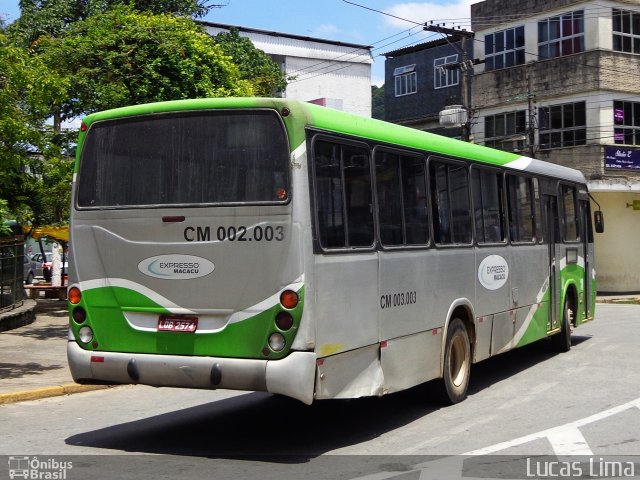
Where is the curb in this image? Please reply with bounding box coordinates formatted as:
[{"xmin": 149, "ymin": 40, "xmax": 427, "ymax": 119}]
[
  {"xmin": 0, "ymin": 299, "xmax": 37, "ymax": 332},
  {"xmin": 0, "ymin": 384, "xmax": 114, "ymax": 405}
]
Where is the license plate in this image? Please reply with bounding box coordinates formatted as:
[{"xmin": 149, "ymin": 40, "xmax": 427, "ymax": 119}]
[{"xmin": 157, "ymin": 315, "xmax": 198, "ymax": 332}]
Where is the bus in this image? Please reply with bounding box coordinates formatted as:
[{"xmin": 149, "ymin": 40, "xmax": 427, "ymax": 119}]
[{"xmin": 67, "ymin": 97, "xmax": 601, "ymax": 405}]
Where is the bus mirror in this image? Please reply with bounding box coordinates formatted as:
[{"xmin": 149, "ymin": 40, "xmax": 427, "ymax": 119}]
[{"xmin": 594, "ymin": 210, "xmax": 604, "ymax": 233}]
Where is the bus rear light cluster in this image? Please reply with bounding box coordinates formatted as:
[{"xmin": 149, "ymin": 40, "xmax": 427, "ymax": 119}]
[{"xmin": 264, "ymin": 288, "xmax": 301, "ymax": 354}]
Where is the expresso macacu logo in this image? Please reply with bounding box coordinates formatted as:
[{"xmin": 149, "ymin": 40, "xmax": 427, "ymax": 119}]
[
  {"xmin": 478, "ymin": 255, "xmax": 509, "ymax": 290},
  {"xmin": 138, "ymin": 254, "xmax": 215, "ymax": 280}
]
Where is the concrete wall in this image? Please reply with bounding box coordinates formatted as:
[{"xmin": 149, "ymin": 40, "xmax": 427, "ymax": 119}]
[
  {"xmin": 592, "ymin": 191, "xmax": 640, "ymax": 292},
  {"xmin": 203, "ymin": 23, "xmax": 373, "ymax": 117},
  {"xmin": 473, "ymin": 50, "xmax": 640, "ymax": 109},
  {"xmin": 284, "ymin": 57, "xmax": 372, "ymax": 117}
]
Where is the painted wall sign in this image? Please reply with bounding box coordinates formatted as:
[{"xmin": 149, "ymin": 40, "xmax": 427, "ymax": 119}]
[
  {"xmin": 138, "ymin": 255, "xmax": 215, "ymax": 280},
  {"xmin": 478, "ymin": 255, "xmax": 509, "ymax": 290},
  {"xmin": 605, "ymin": 147, "xmax": 640, "ymax": 170}
]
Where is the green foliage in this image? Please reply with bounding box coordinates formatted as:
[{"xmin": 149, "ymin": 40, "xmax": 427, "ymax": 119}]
[
  {"xmin": 372, "ymin": 84, "xmax": 385, "ymax": 120},
  {"xmin": 214, "ymin": 28, "xmax": 287, "ymax": 96},
  {"xmin": 38, "ymin": 6, "xmax": 253, "ymax": 120},
  {"xmin": 8, "ymin": 0, "xmax": 214, "ymax": 48},
  {"xmin": 0, "ymin": 200, "xmax": 14, "ymax": 236},
  {"xmin": 0, "ymin": 32, "xmax": 67, "ymax": 225}
]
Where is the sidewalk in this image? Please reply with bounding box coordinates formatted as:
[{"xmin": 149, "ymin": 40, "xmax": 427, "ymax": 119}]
[{"xmin": 0, "ymin": 299, "xmax": 110, "ymax": 405}]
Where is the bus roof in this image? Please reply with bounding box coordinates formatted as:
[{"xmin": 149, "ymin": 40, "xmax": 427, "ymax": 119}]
[{"xmin": 79, "ymin": 97, "xmax": 586, "ymax": 185}]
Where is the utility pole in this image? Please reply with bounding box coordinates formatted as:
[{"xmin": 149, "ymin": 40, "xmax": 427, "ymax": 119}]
[
  {"xmin": 526, "ymin": 75, "xmax": 537, "ymax": 158},
  {"xmin": 424, "ymin": 23, "xmax": 475, "ymax": 141}
]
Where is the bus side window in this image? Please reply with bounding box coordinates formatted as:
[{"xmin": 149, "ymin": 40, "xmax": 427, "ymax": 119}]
[
  {"xmin": 375, "ymin": 150, "xmax": 429, "ymax": 246},
  {"xmin": 343, "ymin": 148, "xmax": 375, "ymax": 247},
  {"xmin": 402, "ymin": 156, "xmax": 429, "ymax": 245},
  {"xmin": 375, "ymin": 151, "xmax": 403, "ymax": 246},
  {"xmin": 471, "ymin": 168, "xmax": 505, "ymax": 244},
  {"xmin": 430, "ymin": 160, "xmax": 472, "ymax": 245},
  {"xmin": 506, "ymin": 175, "xmax": 535, "ymax": 243},
  {"xmin": 313, "ymin": 138, "xmax": 374, "ymax": 249},
  {"xmin": 560, "ymin": 184, "xmax": 580, "ymax": 242},
  {"xmin": 314, "ymin": 141, "xmax": 345, "ymax": 248}
]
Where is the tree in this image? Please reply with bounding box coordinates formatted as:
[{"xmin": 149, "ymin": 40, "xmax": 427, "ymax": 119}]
[
  {"xmin": 214, "ymin": 28, "xmax": 287, "ymax": 96},
  {"xmin": 8, "ymin": 0, "xmax": 223, "ymax": 48},
  {"xmin": 37, "ymin": 6, "xmax": 254, "ymax": 122},
  {"xmin": 0, "ymin": 32, "xmax": 67, "ymax": 225},
  {"xmin": 372, "ymin": 84, "xmax": 385, "ymax": 120}
]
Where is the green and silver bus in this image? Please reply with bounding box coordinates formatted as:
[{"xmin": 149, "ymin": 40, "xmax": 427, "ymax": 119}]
[{"xmin": 67, "ymin": 97, "xmax": 600, "ymax": 405}]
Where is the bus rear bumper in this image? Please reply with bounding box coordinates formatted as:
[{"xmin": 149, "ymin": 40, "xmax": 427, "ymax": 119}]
[{"xmin": 67, "ymin": 341, "xmax": 316, "ymax": 404}]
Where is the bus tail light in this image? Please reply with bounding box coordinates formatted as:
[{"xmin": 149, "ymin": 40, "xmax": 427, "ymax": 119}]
[
  {"xmin": 72, "ymin": 307, "xmax": 87, "ymax": 324},
  {"xmin": 268, "ymin": 333, "xmax": 286, "ymax": 352},
  {"xmin": 78, "ymin": 326, "xmax": 94, "ymax": 344},
  {"xmin": 275, "ymin": 312, "xmax": 294, "ymax": 331},
  {"xmin": 280, "ymin": 290, "xmax": 299, "ymax": 309},
  {"xmin": 68, "ymin": 287, "xmax": 82, "ymax": 305}
]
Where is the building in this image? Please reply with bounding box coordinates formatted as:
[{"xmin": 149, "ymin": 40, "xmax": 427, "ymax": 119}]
[
  {"xmin": 383, "ymin": 37, "xmax": 473, "ymax": 137},
  {"xmin": 201, "ymin": 22, "xmax": 373, "ymax": 117},
  {"xmin": 471, "ymin": 0, "xmax": 640, "ymax": 292}
]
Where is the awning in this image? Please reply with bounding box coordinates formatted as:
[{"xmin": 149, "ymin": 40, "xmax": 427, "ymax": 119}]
[{"xmin": 22, "ymin": 225, "xmax": 69, "ymax": 243}]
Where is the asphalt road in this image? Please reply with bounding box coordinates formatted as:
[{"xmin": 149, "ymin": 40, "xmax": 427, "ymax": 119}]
[{"xmin": 1, "ymin": 304, "xmax": 639, "ymax": 480}]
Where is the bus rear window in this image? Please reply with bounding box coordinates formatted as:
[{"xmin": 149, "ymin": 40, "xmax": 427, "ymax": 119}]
[{"xmin": 77, "ymin": 110, "xmax": 290, "ymax": 208}]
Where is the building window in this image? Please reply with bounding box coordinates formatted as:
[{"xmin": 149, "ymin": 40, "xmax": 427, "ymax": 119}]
[
  {"xmin": 484, "ymin": 26, "xmax": 525, "ymax": 71},
  {"xmin": 484, "ymin": 111, "xmax": 527, "ymax": 152},
  {"xmin": 538, "ymin": 10, "xmax": 584, "ymax": 59},
  {"xmin": 394, "ymin": 64, "xmax": 417, "ymax": 97},
  {"xmin": 613, "ymin": 9, "xmax": 640, "ymax": 54},
  {"xmin": 434, "ymin": 55, "xmax": 459, "ymax": 89},
  {"xmin": 613, "ymin": 100, "xmax": 640, "ymax": 145},
  {"xmin": 538, "ymin": 102, "xmax": 586, "ymax": 149}
]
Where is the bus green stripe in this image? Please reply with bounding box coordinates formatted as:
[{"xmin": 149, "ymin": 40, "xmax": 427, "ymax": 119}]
[{"xmin": 303, "ymin": 101, "xmax": 521, "ymax": 165}]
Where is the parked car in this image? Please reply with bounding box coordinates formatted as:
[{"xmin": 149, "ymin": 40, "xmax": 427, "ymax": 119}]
[
  {"xmin": 31, "ymin": 252, "xmax": 68, "ymax": 281},
  {"xmin": 30, "ymin": 252, "xmax": 47, "ymax": 278},
  {"xmin": 23, "ymin": 255, "xmax": 36, "ymax": 284}
]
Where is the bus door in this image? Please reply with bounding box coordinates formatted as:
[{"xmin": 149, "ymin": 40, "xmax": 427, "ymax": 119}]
[
  {"xmin": 580, "ymin": 199, "xmax": 594, "ymax": 319},
  {"xmin": 543, "ymin": 194, "xmax": 561, "ymax": 331}
]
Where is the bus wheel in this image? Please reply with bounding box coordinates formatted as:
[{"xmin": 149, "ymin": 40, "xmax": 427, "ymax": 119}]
[
  {"xmin": 441, "ymin": 318, "xmax": 471, "ymax": 404},
  {"xmin": 552, "ymin": 297, "xmax": 573, "ymax": 352}
]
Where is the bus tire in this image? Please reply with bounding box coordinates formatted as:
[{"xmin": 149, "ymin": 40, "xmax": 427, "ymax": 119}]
[
  {"xmin": 552, "ymin": 297, "xmax": 572, "ymax": 352},
  {"xmin": 440, "ymin": 317, "xmax": 471, "ymax": 404}
]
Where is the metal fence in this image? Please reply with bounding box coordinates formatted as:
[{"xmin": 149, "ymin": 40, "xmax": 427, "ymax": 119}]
[{"xmin": 0, "ymin": 233, "xmax": 25, "ymax": 312}]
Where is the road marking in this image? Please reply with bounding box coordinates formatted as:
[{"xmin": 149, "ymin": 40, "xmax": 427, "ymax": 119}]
[
  {"xmin": 349, "ymin": 398, "xmax": 640, "ymax": 480},
  {"xmin": 547, "ymin": 427, "xmax": 592, "ymax": 456},
  {"xmin": 462, "ymin": 396, "xmax": 640, "ymax": 456}
]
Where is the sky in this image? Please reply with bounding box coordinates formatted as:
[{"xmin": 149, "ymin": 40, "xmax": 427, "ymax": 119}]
[{"xmin": 0, "ymin": 0, "xmax": 477, "ymax": 86}]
